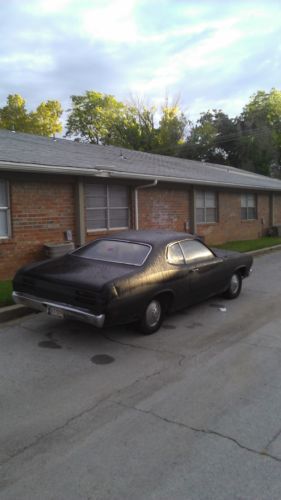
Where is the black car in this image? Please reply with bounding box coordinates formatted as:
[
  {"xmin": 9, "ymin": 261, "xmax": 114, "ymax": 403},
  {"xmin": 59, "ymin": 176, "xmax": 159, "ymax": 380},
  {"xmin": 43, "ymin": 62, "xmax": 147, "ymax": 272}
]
[{"xmin": 13, "ymin": 230, "xmax": 253, "ymax": 334}]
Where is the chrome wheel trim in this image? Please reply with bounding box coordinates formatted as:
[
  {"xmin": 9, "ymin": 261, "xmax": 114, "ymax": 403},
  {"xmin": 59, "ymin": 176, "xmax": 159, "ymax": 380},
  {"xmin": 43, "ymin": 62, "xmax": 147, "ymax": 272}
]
[
  {"xmin": 145, "ymin": 300, "xmax": 161, "ymax": 328},
  {"xmin": 230, "ymin": 274, "xmax": 240, "ymax": 295}
]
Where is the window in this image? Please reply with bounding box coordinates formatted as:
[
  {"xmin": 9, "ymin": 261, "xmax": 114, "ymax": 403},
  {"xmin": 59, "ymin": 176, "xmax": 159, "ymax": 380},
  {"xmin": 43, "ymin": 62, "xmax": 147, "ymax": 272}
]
[
  {"xmin": 167, "ymin": 243, "xmax": 185, "ymax": 265},
  {"xmin": 180, "ymin": 239, "xmax": 214, "ymax": 264},
  {"xmin": 0, "ymin": 180, "xmax": 10, "ymax": 238},
  {"xmin": 167, "ymin": 239, "xmax": 214, "ymax": 265},
  {"xmin": 196, "ymin": 190, "xmax": 217, "ymax": 223},
  {"xmin": 85, "ymin": 183, "xmax": 129, "ymax": 231},
  {"xmin": 74, "ymin": 240, "xmax": 151, "ymax": 266},
  {"xmin": 241, "ymin": 193, "xmax": 256, "ymax": 220}
]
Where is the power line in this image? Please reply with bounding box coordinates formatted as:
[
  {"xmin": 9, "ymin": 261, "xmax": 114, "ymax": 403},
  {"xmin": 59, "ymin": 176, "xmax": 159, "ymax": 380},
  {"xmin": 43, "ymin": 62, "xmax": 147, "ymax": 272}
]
[{"xmin": 184, "ymin": 126, "xmax": 277, "ymax": 148}]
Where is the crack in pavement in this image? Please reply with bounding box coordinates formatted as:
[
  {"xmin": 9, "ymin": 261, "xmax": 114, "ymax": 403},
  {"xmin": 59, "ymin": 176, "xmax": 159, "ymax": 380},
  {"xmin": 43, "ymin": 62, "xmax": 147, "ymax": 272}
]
[
  {"xmin": 239, "ymin": 340, "xmax": 281, "ymax": 351},
  {"xmin": 99, "ymin": 331, "xmax": 186, "ymax": 367},
  {"xmin": 0, "ymin": 367, "xmax": 166, "ymax": 469},
  {"xmin": 264, "ymin": 426, "xmax": 281, "ymax": 451},
  {"xmin": 111, "ymin": 400, "xmax": 281, "ymax": 465},
  {"xmin": 0, "ymin": 396, "xmax": 111, "ymax": 468}
]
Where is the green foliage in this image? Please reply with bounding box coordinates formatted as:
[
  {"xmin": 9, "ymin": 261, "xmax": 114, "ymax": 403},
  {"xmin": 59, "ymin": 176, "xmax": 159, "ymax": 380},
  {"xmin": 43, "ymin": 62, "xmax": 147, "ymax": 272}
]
[
  {"xmin": 65, "ymin": 91, "xmax": 126, "ymax": 144},
  {"xmin": 215, "ymin": 237, "xmax": 281, "ymax": 253},
  {"xmin": 66, "ymin": 91, "xmax": 187, "ymax": 154},
  {"xmin": 156, "ymin": 101, "xmax": 187, "ymax": 155},
  {"xmin": 235, "ymin": 89, "xmax": 281, "ymax": 175},
  {"xmin": 1, "ymin": 88, "xmax": 281, "ymax": 176},
  {"xmin": 178, "ymin": 110, "xmax": 237, "ymax": 165},
  {"xmin": 178, "ymin": 89, "xmax": 281, "ymax": 177},
  {"xmin": 0, "ymin": 94, "xmax": 29, "ymax": 132},
  {"xmin": 0, "ymin": 94, "xmax": 63, "ymax": 136},
  {"xmin": 0, "ymin": 280, "xmax": 13, "ymax": 307},
  {"xmin": 29, "ymin": 100, "xmax": 63, "ymax": 136}
]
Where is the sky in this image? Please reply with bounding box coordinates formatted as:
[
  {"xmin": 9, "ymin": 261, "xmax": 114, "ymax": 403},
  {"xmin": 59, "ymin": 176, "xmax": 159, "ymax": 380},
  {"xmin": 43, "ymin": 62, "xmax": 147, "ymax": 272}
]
[{"xmin": 1, "ymin": 0, "xmax": 281, "ymax": 126}]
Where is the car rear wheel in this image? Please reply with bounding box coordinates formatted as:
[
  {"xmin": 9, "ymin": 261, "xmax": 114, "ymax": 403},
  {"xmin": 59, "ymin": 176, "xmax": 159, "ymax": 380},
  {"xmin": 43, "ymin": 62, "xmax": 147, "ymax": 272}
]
[
  {"xmin": 223, "ymin": 272, "xmax": 242, "ymax": 299},
  {"xmin": 139, "ymin": 298, "xmax": 164, "ymax": 335}
]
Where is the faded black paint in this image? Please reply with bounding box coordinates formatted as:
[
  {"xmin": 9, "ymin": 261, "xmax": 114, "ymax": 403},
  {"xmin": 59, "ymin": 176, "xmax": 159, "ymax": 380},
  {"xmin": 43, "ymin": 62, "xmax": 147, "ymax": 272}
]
[{"xmin": 13, "ymin": 230, "xmax": 253, "ymax": 329}]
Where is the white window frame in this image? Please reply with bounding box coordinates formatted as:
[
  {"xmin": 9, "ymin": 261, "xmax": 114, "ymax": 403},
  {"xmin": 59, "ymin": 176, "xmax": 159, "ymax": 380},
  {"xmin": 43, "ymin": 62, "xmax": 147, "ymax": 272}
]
[
  {"xmin": 196, "ymin": 190, "xmax": 218, "ymax": 224},
  {"xmin": 241, "ymin": 193, "xmax": 257, "ymax": 220},
  {"xmin": 0, "ymin": 180, "xmax": 11, "ymax": 239},
  {"xmin": 85, "ymin": 183, "xmax": 130, "ymax": 232}
]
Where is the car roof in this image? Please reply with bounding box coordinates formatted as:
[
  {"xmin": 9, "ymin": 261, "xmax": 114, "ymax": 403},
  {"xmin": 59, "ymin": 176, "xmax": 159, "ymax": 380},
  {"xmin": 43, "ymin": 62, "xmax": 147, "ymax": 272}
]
[{"xmin": 104, "ymin": 230, "xmax": 196, "ymax": 247}]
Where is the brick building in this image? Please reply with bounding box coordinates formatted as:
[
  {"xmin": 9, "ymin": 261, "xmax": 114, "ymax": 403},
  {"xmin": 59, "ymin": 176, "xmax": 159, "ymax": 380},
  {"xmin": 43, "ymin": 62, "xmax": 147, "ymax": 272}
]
[{"xmin": 1, "ymin": 129, "xmax": 281, "ymax": 280}]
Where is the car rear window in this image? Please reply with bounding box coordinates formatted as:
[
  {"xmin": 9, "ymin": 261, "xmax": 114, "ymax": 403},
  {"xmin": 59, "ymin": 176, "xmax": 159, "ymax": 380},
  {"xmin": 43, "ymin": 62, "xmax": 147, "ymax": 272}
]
[{"xmin": 73, "ymin": 240, "xmax": 151, "ymax": 266}]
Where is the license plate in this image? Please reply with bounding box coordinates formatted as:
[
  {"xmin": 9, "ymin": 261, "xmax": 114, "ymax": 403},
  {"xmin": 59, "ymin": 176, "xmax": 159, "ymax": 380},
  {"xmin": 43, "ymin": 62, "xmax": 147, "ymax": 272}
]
[{"xmin": 47, "ymin": 306, "xmax": 64, "ymax": 319}]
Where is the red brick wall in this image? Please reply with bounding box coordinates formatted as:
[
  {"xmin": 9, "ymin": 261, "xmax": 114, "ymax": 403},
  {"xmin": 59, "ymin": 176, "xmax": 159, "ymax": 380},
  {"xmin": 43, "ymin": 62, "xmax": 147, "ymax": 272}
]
[
  {"xmin": 0, "ymin": 178, "xmax": 75, "ymax": 280},
  {"xmin": 196, "ymin": 191, "xmax": 271, "ymax": 244},
  {"xmin": 85, "ymin": 185, "xmax": 191, "ymax": 242},
  {"xmin": 1, "ymin": 175, "xmax": 280, "ymax": 281},
  {"xmin": 138, "ymin": 185, "xmax": 191, "ymax": 232}
]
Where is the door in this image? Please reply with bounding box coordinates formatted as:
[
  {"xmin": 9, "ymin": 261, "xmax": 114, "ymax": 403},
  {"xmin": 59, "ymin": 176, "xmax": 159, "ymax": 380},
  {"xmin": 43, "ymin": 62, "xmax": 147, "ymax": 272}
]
[{"xmin": 179, "ymin": 239, "xmax": 224, "ymax": 303}]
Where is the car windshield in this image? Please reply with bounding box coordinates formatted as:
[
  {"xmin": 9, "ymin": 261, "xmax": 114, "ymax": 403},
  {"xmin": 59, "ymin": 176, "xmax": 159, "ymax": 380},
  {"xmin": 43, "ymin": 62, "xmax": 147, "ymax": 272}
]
[{"xmin": 73, "ymin": 239, "xmax": 151, "ymax": 266}]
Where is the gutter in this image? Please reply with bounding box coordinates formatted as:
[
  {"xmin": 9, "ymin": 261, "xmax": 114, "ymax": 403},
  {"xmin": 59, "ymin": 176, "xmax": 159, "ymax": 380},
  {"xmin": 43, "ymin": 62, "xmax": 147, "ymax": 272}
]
[
  {"xmin": 134, "ymin": 180, "xmax": 158, "ymax": 230},
  {"xmin": 1, "ymin": 160, "xmax": 281, "ymax": 192},
  {"xmin": 0, "ymin": 161, "xmax": 108, "ymax": 177}
]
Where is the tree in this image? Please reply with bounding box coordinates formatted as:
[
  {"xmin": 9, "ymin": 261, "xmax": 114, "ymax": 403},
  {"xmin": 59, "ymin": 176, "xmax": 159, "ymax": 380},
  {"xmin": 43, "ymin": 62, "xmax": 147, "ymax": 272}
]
[
  {"xmin": 29, "ymin": 100, "xmax": 63, "ymax": 136},
  {"xmin": 0, "ymin": 94, "xmax": 29, "ymax": 132},
  {"xmin": 65, "ymin": 91, "xmax": 126, "ymax": 144},
  {"xmin": 236, "ymin": 89, "xmax": 281, "ymax": 175},
  {"xmin": 0, "ymin": 94, "xmax": 63, "ymax": 137},
  {"xmin": 156, "ymin": 100, "xmax": 187, "ymax": 155},
  {"xmin": 66, "ymin": 91, "xmax": 188, "ymax": 154},
  {"xmin": 178, "ymin": 110, "xmax": 238, "ymax": 165},
  {"xmin": 66, "ymin": 91, "xmax": 160, "ymax": 152},
  {"xmin": 126, "ymin": 97, "xmax": 159, "ymax": 152}
]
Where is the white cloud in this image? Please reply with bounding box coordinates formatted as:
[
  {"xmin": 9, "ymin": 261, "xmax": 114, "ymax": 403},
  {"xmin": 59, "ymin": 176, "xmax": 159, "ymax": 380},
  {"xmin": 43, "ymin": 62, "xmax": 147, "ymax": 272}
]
[
  {"xmin": 1, "ymin": 0, "xmax": 281, "ymax": 121},
  {"xmin": 0, "ymin": 53, "xmax": 54, "ymax": 71},
  {"xmin": 25, "ymin": 0, "xmax": 73, "ymax": 14},
  {"xmin": 80, "ymin": 0, "xmax": 140, "ymax": 43}
]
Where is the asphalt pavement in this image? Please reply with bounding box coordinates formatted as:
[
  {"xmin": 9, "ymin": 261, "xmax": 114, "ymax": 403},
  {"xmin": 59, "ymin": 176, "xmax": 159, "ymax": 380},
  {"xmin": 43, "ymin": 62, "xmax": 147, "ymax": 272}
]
[{"xmin": 1, "ymin": 250, "xmax": 281, "ymax": 499}]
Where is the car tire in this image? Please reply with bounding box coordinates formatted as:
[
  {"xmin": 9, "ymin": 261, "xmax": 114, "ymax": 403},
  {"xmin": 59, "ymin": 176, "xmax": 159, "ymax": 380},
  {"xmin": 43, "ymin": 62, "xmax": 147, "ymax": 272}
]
[
  {"xmin": 138, "ymin": 298, "xmax": 164, "ymax": 335},
  {"xmin": 223, "ymin": 272, "xmax": 242, "ymax": 299}
]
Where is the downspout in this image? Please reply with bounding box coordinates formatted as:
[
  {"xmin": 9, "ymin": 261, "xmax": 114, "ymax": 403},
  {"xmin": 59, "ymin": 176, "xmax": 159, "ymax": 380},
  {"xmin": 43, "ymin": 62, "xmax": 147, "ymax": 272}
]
[
  {"xmin": 75, "ymin": 178, "xmax": 85, "ymax": 246},
  {"xmin": 270, "ymin": 192, "xmax": 275, "ymax": 227},
  {"xmin": 190, "ymin": 186, "xmax": 196, "ymax": 235},
  {"xmin": 134, "ymin": 180, "xmax": 158, "ymax": 230}
]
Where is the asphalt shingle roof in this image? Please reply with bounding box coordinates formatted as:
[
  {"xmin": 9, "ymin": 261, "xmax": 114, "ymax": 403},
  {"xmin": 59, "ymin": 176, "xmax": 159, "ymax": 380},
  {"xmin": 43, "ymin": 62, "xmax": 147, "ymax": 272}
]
[{"xmin": 1, "ymin": 129, "xmax": 281, "ymax": 191}]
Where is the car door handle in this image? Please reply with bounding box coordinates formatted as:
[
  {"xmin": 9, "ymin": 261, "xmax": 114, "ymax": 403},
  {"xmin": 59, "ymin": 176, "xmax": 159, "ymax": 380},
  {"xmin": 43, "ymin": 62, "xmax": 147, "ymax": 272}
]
[{"xmin": 191, "ymin": 267, "xmax": 199, "ymax": 273}]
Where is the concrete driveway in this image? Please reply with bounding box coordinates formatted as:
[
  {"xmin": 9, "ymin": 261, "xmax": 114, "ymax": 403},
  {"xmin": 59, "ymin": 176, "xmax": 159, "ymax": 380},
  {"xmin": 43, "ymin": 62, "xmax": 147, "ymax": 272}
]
[{"xmin": 1, "ymin": 250, "xmax": 281, "ymax": 499}]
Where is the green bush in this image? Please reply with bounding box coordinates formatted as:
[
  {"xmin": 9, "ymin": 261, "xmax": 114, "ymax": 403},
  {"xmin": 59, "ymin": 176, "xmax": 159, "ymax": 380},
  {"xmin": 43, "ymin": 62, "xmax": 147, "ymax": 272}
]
[{"xmin": 0, "ymin": 280, "xmax": 13, "ymax": 307}]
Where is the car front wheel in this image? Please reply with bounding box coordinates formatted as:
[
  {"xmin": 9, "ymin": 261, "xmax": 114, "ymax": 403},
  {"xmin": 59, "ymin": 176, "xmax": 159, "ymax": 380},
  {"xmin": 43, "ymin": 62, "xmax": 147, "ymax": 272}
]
[
  {"xmin": 139, "ymin": 298, "xmax": 163, "ymax": 335},
  {"xmin": 223, "ymin": 272, "xmax": 242, "ymax": 299}
]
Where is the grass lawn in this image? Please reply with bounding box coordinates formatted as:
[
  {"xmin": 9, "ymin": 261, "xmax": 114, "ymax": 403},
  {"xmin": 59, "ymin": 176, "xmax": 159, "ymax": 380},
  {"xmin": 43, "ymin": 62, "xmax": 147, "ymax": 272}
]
[
  {"xmin": 215, "ymin": 236, "xmax": 281, "ymax": 253},
  {"xmin": 0, "ymin": 280, "xmax": 13, "ymax": 307}
]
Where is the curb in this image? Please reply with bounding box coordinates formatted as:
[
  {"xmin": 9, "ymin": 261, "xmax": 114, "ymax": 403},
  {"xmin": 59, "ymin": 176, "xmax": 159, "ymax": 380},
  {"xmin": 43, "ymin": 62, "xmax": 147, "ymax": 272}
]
[
  {"xmin": 246, "ymin": 243, "xmax": 281, "ymax": 257},
  {"xmin": 0, "ymin": 304, "xmax": 33, "ymax": 324},
  {"xmin": 1, "ymin": 244, "xmax": 281, "ymax": 325}
]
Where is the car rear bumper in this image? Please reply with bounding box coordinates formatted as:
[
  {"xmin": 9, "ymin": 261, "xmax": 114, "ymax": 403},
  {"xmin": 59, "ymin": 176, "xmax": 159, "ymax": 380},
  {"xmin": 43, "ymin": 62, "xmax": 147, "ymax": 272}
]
[{"xmin": 12, "ymin": 291, "xmax": 105, "ymax": 328}]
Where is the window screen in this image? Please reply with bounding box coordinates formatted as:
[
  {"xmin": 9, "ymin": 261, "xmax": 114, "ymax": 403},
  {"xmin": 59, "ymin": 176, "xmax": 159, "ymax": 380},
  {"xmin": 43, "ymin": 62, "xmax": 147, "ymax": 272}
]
[
  {"xmin": 0, "ymin": 180, "xmax": 9, "ymax": 238},
  {"xmin": 241, "ymin": 193, "xmax": 256, "ymax": 220},
  {"xmin": 85, "ymin": 183, "xmax": 129, "ymax": 230},
  {"xmin": 196, "ymin": 191, "xmax": 217, "ymax": 223}
]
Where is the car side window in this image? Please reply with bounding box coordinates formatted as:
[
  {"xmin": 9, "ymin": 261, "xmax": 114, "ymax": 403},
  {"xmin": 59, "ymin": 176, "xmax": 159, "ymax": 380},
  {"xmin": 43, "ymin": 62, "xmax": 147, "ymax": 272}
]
[
  {"xmin": 179, "ymin": 239, "xmax": 215, "ymax": 264},
  {"xmin": 167, "ymin": 243, "xmax": 185, "ymax": 265}
]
